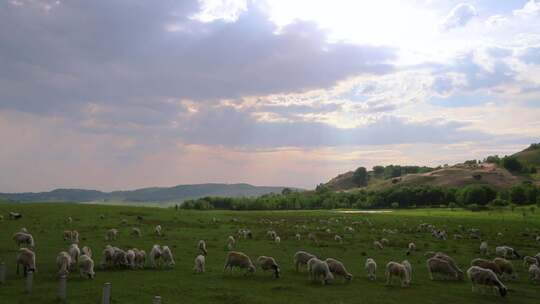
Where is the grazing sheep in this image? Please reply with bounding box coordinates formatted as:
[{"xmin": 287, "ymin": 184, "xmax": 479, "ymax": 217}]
[
  {"xmin": 406, "ymin": 242, "xmax": 416, "ymax": 255},
  {"xmin": 523, "ymin": 256, "xmax": 539, "ymax": 267},
  {"xmin": 154, "ymin": 225, "xmax": 162, "ymax": 236},
  {"xmin": 380, "ymin": 238, "xmax": 390, "ymax": 246},
  {"xmin": 334, "ymin": 235, "xmax": 343, "ymax": 244},
  {"xmin": 56, "ymin": 251, "xmax": 72, "ymax": 276},
  {"xmin": 193, "ymin": 254, "xmax": 205, "ymax": 273},
  {"xmin": 471, "ymin": 258, "xmax": 502, "ymax": 276},
  {"xmin": 480, "ymin": 241, "xmax": 489, "ymax": 256},
  {"xmin": 373, "ymin": 240, "xmax": 383, "ymax": 250},
  {"xmin": 365, "ymin": 258, "xmax": 377, "ymax": 281},
  {"xmin": 227, "ymin": 236, "xmax": 236, "ymax": 250},
  {"xmin": 9, "ymin": 212, "xmax": 22, "ymax": 220},
  {"xmin": 432, "ymin": 252, "xmax": 463, "ymax": 278},
  {"xmin": 19, "ymin": 227, "xmax": 29, "ymax": 233},
  {"xmin": 126, "ymin": 249, "xmax": 136, "ymax": 269},
  {"xmin": 63, "ymin": 230, "xmax": 73, "ymax": 241},
  {"xmin": 275, "ymin": 236, "xmax": 281, "ymax": 244},
  {"xmin": 402, "ymin": 260, "xmax": 413, "ymax": 281},
  {"xmin": 495, "ymin": 246, "xmax": 519, "ymax": 259},
  {"xmin": 78, "ymin": 254, "xmax": 95, "ymax": 279},
  {"xmin": 224, "ymin": 251, "xmax": 256, "ymax": 275},
  {"xmin": 68, "ymin": 244, "xmax": 80, "ymax": 268},
  {"xmin": 344, "ymin": 226, "xmax": 355, "ymax": 234},
  {"xmin": 308, "ymin": 233, "xmax": 319, "ymax": 245},
  {"xmin": 294, "ymin": 251, "xmax": 317, "ymax": 272},
  {"xmin": 80, "ymin": 246, "xmax": 92, "ymax": 258},
  {"xmin": 16, "ymin": 248, "xmax": 36, "ymax": 276},
  {"xmin": 467, "ymin": 266, "xmax": 507, "ymax": 297},
  {"xmin": 101, "ymin": 245, "xmax": 115, "ymax": 268},
  {"xmin": 131, "ymin": 228, "xmax": 142, "ymax": 237},
  {"xmin": 529, "ymin": 264, "xmax": 540, "ymax": 282},
  {"xmin": 295, "ymin": 233, "xmax": 301, "ymax": 241},
  {"xmin": 161, "ymin": 246, "xmax": 175, "ymax": 268},
  {"xmin": 257, "ymin": 256, "xmax": 280, "ymax": 278},
  {"xmin": 493, "ymin": 258, "xmax": 517, "ymax": 280},
  {"xmin": 12, "ymin": 232, "xmax": 35, "ymax": 248},
  {"xmin": 149, "ymin": 244, "xmax": 162, "ymax": 268},
  {"xmin": 385, "ymin": 262, "xmax": 410, "ymax": 287},
  {"xmin": 266, "ymin": 230, "xmax": 277, "ymax": 240},
  {"xmin": 105, "ymin": 229, "xmax": 118, "ymax": 241},
  {"xmin": 198, "ymin": 240, "xmax": 208, "ymax": 256},
  {"xmin": 427, "ymin": 257, "xmax": 463, "ymax": 280},
  {"xmin": 66, "ymin": 216, "xmax": 73, "ymax": 224},
  {"xmin": 133, "ymin": 248, "xmax": 146, "ymax": 269},
  {"xmin": 325, "ymin": 258, "xmax": 352, "ymax": 282},
  {"xmin": 307, "ymin": 258, "xmax": 334, "ymax": 285},
  {"xmin": 112, "ymin": 247, "xmax": 128, "ymax": 267}
]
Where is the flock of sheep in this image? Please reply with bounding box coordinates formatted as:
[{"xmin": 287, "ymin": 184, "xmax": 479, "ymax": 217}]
[{"xmin": 8, "ymin": 213, "xmax": 540, "ymax": 300}]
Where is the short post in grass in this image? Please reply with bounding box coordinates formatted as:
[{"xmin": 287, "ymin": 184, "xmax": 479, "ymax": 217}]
[
  {"xmin": 0, "ymin": 262, "xmax": 6, "ymax": 284},
  {"xmin": 58, "ymin": 275, "xmax": 67, "ymax": 301},
  {"xmin": 152, "ymin": 296, "xmax": 162, "ymax": 304},
  {"xmin": 25, "ymin": 271, "xmax": 33, "ymax": 293},
  {"xmin": 102, "ymin": 282, "xmax": 111, "ymax": 304}
]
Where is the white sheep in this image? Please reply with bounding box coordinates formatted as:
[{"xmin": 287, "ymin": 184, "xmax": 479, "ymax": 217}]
[
  {"xmin": 131, "ymin": 227, "xmax": 142, "ymax": 237},
  {"xmin": 154, "ymin": 225, "xmax": 162, "ymax": 236},
  {"xmin": 224, "ymin": 251, "xmax": 256, "ymax": 275},
  {"xmin": 56, "ymin": 251, "xmax": 72, "ymax": 277},
  {"xmin": 105, "ymin": 228, "xmax": 118, "ymax": 241},
  {"xmin": 402, "ymin": 260, "xmax": 412, "ymax": 281},
  {"xmin": 467, "ymin": 266, "xmax": 507, "ymax": 297},
  {"xmin": 68, "ymin": 243, "xmax": 80, "ymax": 269},
  {"xmin": 149, "ymin": 244, "xmax": 162, "ymax": 268},
  {"xmin": 308, "ymin": 233, "xmax": 319, "ymax": 245},
  {"xmin": 325, "ymin": 258, "xmax": 352, "ymax": 282},
  {"xmin": 523, "ymin": 256, "xmax": 539, "ymax": 267},
  {"xmin": 307, "ymin": 258, "xmax": 334, "ymax": 285},
  {"xmin": 495, "ymin": 246, "xmax": 519, "ymax": 259},
  {"xmin": 81, "ymin": 246, "xmax": 92, "ymax": 258},
  {"xmin": 198, "ymin": 240, "xmax": 208, "ymax": 256},
  {"xmin": 294, "ymin": 251, "xmax": 317, "ymax": 272},
  {"xmin": 385, "ymin": 261, "xmax": 410, "ymax": 287},
  {"xmin": 529, "ymin": 264, "xmax": 540, "ymax": 282},
  {"xmin": 227, "ymin": 236, "xmax": 236, "ymax": 250},
  {"xmin": 334, "ymin": 235, "xmax": 343, "ymax": 244},
  {"xmin": 295, "ymin": 233, "xmax": 301, "ymax": 241},
  {"xmin": 406, "ymin": 242, "xmax": 416, "ymax": 255},
  {"xmin": 126, "ymin": 249, "xmax": 136, "ymax": 269},
  {"xmin": 257, "ymin": 256, "xmax": 280, "ymax": 278},
  {"xmin": 112, "ymin": 247, "xmax": 128, "ymax": 267},
  {"xmin": 12, "ymin": 232, "xmax": 35, "ymax": 248},
  {"xmin": 493, "ymin": 257, "xmax": 517, "ymax": 280},
  {"xmin": 365, "ymin": 258, "xmax": 377, "ymax": 281},
  {"xmin": 101, "ymin": 245, "xmax": 115, "ymax": 269},
  {"xmin": 134, "ymin": 248, "xmax": 146, "ymax": 269},
  {"xmin": 78, "ymin": 254, "xmax": 95, "ymax": 279},
  {"xmin": 161, "ymin": 246, "xmax": 175, "ymax": 268},
  {"xmin": 66, "ymin": 216, "xmax": 73, "ymax": 224},
  {"xmin": 193, "ymin": 254, "xmax": 205, "ymax": 273},
  {"xmin": 373, "ymin": 240, "xmax": 383, "ymax": 250},
  {"xmin": 16, "ymin": 248, "xmax": 36, "ymax": 276},
  {"xmin": 480, "ymin": 241, "xmax": 489, "ymax": 256},
  {"xmin": 427, "ymin": 257, "xmax": 463, "ymax": 280}
]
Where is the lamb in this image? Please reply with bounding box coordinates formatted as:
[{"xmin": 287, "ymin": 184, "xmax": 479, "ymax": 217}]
[
  {"xmin": 467, "ymin": 266, "xmax": 507, "ymax": 297},
  {"xmin": 16, "ymin": 248, "xmax": 36, "ymax": 276},
  {"xmin": 385, "ymin": 261, "xmax": 410, "ymax": 287},
  {"xmin": 523, "ymin": 256, "xmax": 539, "ymax": 267},
  {"xmin": 154, "ymin": 225, "xmax": 162, "ymax": 236},
  {"xmin": 427, "ymin": 257, "xmax": 463, "ymax": 280},
  {"xmin": 471, "ymin": 258, "xmax": 502, "ymax": 276},
  {"xmin": 131, "ymin": 227, "xmax": 142, "ymax": 237},
  {"xmin": 56, "ymin": 251, "xmax": 72, "ymax": 276},
  {"xmin": 149, "ymin": 244, "xmax": 162, "ymax": 268},
  {"xmin": 493, "ymin": 257, "xmax": 517, "ymax": 280},
  {"xmin": 161, "ymin": 246, "xmax": 175, "ymax": 268},
  {"xmin": 68, "ymin": 243, "xmax": 80, "ymax": 269},
  {"xmin": 81, "ymin": 246, "xmax": 92, "ymax": 258},
  {"xmin": 406, "ymin": 242, "xmax": 416, "ymax": 255},
  {"xmin": 334, "ymin": 235, "xmax": 343, "ymax": 244},
  {"xmin": 227, "ymin": 236, "xmax": 236, "ymax": 250},
  {"xmin": 133, "ymin": 248, "xmax": 146, "ymax": 269},
  {"xmin": 307, "ymin": 258, "xmax": 334, "ymax": 285},
  {"xmin": 197, "ymin": 240, "xmax": 208, "ymax": 256},
  {"xmin": 224, "ymin": 251, "xmax": 256, "ymax": 275},
  {"xmin": 193, "ymin": 254, "xmax": 205, "ymax": 273},
  {"xmin": 373, "ymin": 240, "xmax": 383, "ymax": 250},
  {"xmin": 12, "ymin": 232, "xmax": 35, "ymax": 248},
  {"xmin": 78, "ymin": 254, "xmax": 95, "ymax": 279},
  {"xmin": 101, "ymin": 245, "xmax": 115, "ymax": 268},
  {"xmin": 529, "ymin": 264, "xmax": 540, "ymax": 282},
  {"xmin": 480, "ymin": 241, "xmax": 489, "ymax": 256},
  {"xmin": 365, "ymin": 258, "xmax": 377, "ymax": 280},
  {"xmin": 294, "ymin": 251, "xmax": 317, "ymax": 272},
  {"xmin": 495, "ymin": 246, "xmax": 519, "ymax": 259},
  {"xmin": 257, "ymin": 256, "xmax": 280, "ymax": 278},
  {"xmin": 325, "ymin": 258, "xmax": 352, "ymax": 282},
  {"xmin": 105, "ymin": 228, "xmax": 118, "ymax": 241},
  {"xmin": 126, "ymin": 249, "xmax": 136, "ymax": 269},
  {"xmin": 295, "ymin": 233, "xmax": 301, "ymax": 241}
]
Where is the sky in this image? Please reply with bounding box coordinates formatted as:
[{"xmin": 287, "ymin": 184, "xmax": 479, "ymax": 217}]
[{"xmin": 1, "ymin": 0, "xmax": 539, "ymax": 192}]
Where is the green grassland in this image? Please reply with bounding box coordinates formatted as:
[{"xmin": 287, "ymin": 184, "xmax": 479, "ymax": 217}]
[{"xmin": 1, "ymin": 203, "xmax": 539, "ymax": 304}]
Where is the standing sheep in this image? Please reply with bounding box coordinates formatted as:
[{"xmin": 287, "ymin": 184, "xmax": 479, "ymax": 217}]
[
  {"xmin": 373, "ymin": 240, "xmax": 383, "ymax": 250},
  {"xmin": 149, "ymin": 244, "xmax": 162, "ymax": 268},
  {"xmin": 161, "ymin": 246, "xmax": 175, "ymax": 268},
  {"xmin": 105, "ymin": 229, "xmax": 118, "ymax": 241},
  {"xmin": 471, "ymin": 258, "xmax": 503, "ymax": 276},
  {"xmin": 365, "ymin": 258, "xmax": 377, "ymax": 281},
  {"xmin": 101, "ymin": 245, "xmax": 115, "ymax": 269},
  {"xmin": 56, "ymin": 251, "xmax": 72, "ymax": 277},
  {"xmin": 154, "ymin": 225, "xmax": 162, "ymax": 236},
  {"xmin": 224, "ymin": 251, "xmax": 256, "ymax": 275},
  {"xmin": 325, "ymin": 258, "xmax": 352, "ymax": 282},
  {"xmin": 12, "ymin": 232, "xmax": 35, "ymax": 248},
  {"xmin": 493, "ymin": 258, "xmax": 517, "ymax": 280},
  {"xmin": 227, "ymin": 236, "xmax": 236, "ymax": 250},
  {"xmin": 81, "ymin": 246, "xmax": 92, "ymax": 258},
  {"xmin": 16, "ymin": 248, "xmax": 36, "ymax": 276},
  {"xmin": 529, "ymin": 264, "xmax": 540, "ymax": 282},
  {"xmin": 406, "ymin": 242, "xmax": 416, "ymax": 255},
  {"xmin": 68, "ymin": 244, "xmax": 80, "ymax": 269},
  {"xmin": 427, "ymin": 257, "xmax": 463, "ymax": 280},
  {"xmin": 134, "ymin": 248, "xmax": 146, "ymax": 269},
  {"xmin": 480, "ymin": 241, "xmax": 489, "ymax": 256},
  {"xmin": 295, "ymin": 233, "xmax": 301, "ymax": 241},
  {"xmin": 126, "ymin": 249, "xmax": 136, "ymax": 269},
  {"xmin": 495, "ymin": 246, "xmax": 519, "ymax": 259},
  {"xmin": 78, "ymin": 254, "xmax": 95, "ymax": 279},
  {"xmin": 523, "ymin": 256, "xmax": 539, "ymax": 267},
  {"xmin": 198, "ymin": 240, "xmax": 208, "ymax": 256},
  {"xmin": 385, "ymin": 261, "xmax": 410, "ymax": 287},
  {"xmin": 334, "ymin": 235, "xmax": 343, "ymax": 244},
  {"xmin": 131, "ymin": 228, "xmax": 142, "ymax": 237},
  {"xmin": 194, "ymin": 255, "xmax": 205, "ymax": 273},
  {"xmin": 294, "ymin": 251, "xmax": 317, "ymax": 272},
  {"xmin": 467, "ymin": 266, "xmax": 507, "ymax": 297},
  {"xmin": 307, "ymin": 258, "xmax": 334, "ymax": 285},
  {"xmin": 257, "ymin": 256, "xmax": 280, "ymax": 278}
]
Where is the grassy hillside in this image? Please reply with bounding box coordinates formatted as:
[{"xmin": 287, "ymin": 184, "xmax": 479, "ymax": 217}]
[
  {"xmin": 514, "ymin": 143, "xmax": 540, "ymax": 168},
  {"xmin": 0, "ymin": 183, "xmax": 290, "ymax": 203},
  {"xmin": 1, "ymin": 203, "xmax": 539, "ymax": 303}
]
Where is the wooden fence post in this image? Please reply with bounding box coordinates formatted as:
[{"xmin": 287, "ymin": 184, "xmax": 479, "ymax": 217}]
[{"xmin": 102, "ymin": 282, "xmax": 111, "ymax": 304}]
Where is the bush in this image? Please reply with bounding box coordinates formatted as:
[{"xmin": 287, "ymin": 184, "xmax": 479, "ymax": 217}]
[
  {"xmin": 502, "ymin": 156, "xmax": 523, "ymax": 172},
  {"xmin": 510, "ymin": 185, "xmax": 528, "ymax": 205},
  {"xmin": 391, "ymin": 202, "xmax": 399, "ymax": 209},
  {"xmin": 448, "ymin": 202, "xmax": 457, "ymax": 210}
]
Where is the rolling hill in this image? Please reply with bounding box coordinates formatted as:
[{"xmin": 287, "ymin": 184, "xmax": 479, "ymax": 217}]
[{"xmin": 0, "ymin": 183, "xmax": 291, "ymax": 203}]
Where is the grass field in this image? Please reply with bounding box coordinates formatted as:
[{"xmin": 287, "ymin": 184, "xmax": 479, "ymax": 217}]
[{"xmin": 1, "ymin": 203, "xmax": 539, "ymax": 304}]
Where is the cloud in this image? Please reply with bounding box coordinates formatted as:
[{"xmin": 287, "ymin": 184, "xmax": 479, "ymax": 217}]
[
  {"xmin": 513, "ymin": 0, "xmax": 540, "ymax": 17},
  {"xmin": 521, "ymin": 47, "xmax": 540, "ymax": 64},
  {"xmin": 440, "ymin": 3, "xmax": 478, "ymax": 31}
]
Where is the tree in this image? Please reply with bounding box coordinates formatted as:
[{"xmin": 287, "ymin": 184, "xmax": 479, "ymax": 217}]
[
  {"xmin": 281, "ymin": 188, "xmax": 293, "ymax": 195},
  {"xmin": 373, "ymin": 166, "xmax": 385, "ymax": 176},
  {"xmin": 502, "ymin": 156, "xmax": 523, "ymax": 172},
  {"xmin": 352, "ymin": 167, "xmax": 368, "ymax": 186},
  {"xmin": 391, "ymin": 202, "xmax": 399, "ymax": 209},
  {"xmin": 510, "ymin": 185, "xmax": 527, "ymax": 205}
]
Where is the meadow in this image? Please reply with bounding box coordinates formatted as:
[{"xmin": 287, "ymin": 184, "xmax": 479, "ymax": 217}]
[{"xmin": 1, "ymin": 203, "xmax": 539, "ymax": 304}]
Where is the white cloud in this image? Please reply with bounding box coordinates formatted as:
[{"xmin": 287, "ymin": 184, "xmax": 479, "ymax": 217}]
[
  {"xmin": 514, "ymin": 0, "xmax": 540, "ymax": 17},
  {"xmin": 440, "ymin": 3, "xmax": 478, "ymax": 31}
]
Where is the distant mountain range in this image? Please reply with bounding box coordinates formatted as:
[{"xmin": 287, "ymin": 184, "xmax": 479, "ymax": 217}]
[{"xmin": 0, "ymin": 183, "xmax": 292, "ymax": 203}]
